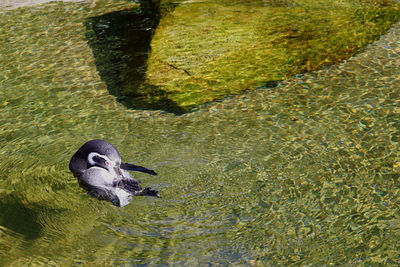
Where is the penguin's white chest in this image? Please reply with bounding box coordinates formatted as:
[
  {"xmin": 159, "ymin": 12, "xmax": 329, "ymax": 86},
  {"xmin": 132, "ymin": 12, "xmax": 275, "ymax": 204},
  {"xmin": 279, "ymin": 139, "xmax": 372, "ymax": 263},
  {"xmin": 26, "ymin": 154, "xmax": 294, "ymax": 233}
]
[{"xmin": 82, "ymin": 167, "xmax": 116, "ymax": 187}]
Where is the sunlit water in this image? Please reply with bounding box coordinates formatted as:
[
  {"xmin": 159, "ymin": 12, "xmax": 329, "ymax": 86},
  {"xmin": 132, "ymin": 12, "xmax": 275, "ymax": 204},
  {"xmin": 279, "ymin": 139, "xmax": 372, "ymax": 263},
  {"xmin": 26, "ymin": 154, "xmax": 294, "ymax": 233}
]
[{"xmin": 1, "ymin": 1, "xmax": 400, "ymax": 265}]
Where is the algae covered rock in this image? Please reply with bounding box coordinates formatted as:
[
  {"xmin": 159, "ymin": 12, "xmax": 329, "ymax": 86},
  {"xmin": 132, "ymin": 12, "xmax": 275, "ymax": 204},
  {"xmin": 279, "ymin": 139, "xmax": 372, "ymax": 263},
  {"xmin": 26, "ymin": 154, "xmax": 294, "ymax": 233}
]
[
  {"xmin": 48, "ymin": 0, "xmax": 398, "ymax": 114},
  {"xmin": 140, "ymin": 0, "xmax": 400, "ymax": 111}
]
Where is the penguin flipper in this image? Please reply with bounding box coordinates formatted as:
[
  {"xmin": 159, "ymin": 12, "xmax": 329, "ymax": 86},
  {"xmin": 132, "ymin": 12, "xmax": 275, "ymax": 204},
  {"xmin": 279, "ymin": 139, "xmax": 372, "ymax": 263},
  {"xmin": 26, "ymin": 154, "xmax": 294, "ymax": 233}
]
[{"xmin": 120, "ymin": 163, "xmax": 157, "ymax": 176}]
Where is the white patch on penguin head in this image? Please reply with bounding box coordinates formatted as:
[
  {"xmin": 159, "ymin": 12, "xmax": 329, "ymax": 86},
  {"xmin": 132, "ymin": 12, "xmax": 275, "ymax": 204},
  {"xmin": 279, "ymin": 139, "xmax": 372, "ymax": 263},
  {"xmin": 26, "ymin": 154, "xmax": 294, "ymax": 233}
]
[{"xmin": 88, "ymin": 152, "xmax": 116, "ymax": 167}]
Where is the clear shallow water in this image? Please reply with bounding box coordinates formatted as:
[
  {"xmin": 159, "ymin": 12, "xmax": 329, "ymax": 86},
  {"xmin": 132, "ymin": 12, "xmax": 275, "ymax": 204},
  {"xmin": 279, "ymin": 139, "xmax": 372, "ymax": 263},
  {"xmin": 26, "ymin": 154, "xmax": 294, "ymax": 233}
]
[{"xmin": 1, "ymin": 0, "xmax": 400, "ymax": 265}]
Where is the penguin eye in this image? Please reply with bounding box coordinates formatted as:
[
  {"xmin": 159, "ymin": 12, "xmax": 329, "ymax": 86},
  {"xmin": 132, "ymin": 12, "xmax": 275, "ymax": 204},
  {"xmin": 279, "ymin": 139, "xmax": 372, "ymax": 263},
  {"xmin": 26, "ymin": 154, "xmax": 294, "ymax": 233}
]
[
  {"xmin": 92, "ymin": 155, "xmax": 107, "ymax": 166},
  {"xmin": 88, "ymin": 152, "xmax": 113, "ymax": 168}
]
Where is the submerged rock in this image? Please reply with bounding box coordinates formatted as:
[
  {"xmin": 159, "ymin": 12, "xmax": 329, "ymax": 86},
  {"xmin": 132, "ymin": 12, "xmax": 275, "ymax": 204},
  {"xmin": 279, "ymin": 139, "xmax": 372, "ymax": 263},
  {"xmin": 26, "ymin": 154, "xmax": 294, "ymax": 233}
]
[{"xmin": 143, "ymin": 0, "xmax": 400, "ymax": 111}]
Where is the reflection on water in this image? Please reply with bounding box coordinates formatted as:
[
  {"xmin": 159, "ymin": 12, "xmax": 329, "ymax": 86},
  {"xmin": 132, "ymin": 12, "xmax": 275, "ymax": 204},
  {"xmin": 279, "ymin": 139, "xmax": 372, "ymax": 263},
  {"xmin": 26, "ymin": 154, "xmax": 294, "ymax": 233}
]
[{"xmin": 0, "ymin": 0, "xmax": 400, "ymax": 265}]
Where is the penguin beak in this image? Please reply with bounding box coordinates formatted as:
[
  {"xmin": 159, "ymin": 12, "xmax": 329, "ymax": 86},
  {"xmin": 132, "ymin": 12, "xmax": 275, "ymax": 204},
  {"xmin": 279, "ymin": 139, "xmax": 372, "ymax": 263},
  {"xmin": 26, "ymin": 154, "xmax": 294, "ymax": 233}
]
[{"xmin": 120, "ymin": 163, "xmax": 157, "ymax": 176}]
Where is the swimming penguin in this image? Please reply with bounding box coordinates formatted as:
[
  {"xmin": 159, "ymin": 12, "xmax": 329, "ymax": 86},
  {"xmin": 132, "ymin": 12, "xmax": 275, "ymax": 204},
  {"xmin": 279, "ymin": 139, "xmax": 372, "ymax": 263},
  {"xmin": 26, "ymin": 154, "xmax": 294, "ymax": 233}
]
[{"xmin": 69, "ymin": 139, "xmax": 160, "ymax": 207}]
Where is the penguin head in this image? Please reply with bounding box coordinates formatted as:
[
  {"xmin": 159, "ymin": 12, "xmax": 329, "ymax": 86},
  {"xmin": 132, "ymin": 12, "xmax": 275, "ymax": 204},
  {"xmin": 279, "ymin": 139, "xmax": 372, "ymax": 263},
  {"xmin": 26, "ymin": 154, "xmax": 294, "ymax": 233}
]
[
  {"xmin": 69, "ymin": 139, "xmax": 157, "ymax": 178},
  {"xmin": 69, "ymin": 139, "xmax": 123, "ymax": 177}
]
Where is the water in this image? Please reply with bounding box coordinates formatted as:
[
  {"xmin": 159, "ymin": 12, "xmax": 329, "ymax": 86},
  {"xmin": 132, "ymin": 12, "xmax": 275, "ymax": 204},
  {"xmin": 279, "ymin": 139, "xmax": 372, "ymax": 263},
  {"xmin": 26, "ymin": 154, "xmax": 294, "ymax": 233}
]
[{"xmin": 1, "ymin": 0, "xmax": 400, "ymax": 265}]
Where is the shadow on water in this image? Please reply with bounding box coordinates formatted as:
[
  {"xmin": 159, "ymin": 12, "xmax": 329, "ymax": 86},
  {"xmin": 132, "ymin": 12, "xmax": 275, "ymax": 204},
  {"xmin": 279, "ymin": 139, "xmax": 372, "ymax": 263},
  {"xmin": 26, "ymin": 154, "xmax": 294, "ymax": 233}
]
[
  {"xmin": 85, "ymin": 0, "xmax": 186, "ymax": 115},
  {"xmin": 0, "ymin": 194, "xmax": 42, "ymax": 240}
]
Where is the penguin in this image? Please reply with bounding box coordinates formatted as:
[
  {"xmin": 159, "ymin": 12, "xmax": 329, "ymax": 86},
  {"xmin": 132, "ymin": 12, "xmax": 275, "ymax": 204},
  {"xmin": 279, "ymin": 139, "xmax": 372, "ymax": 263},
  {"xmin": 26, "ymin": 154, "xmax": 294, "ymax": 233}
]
[{"xmin": 69, "ymin": 139, "xmax": 160, "ymax": 207}]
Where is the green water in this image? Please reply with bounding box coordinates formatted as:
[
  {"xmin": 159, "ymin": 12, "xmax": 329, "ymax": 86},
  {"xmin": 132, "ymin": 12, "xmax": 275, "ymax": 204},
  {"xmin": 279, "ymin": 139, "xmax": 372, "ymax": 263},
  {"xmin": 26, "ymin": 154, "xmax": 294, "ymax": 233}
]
[{"xmin": 1, "ymin": 0, "xmax": 400, "ymax": 265}]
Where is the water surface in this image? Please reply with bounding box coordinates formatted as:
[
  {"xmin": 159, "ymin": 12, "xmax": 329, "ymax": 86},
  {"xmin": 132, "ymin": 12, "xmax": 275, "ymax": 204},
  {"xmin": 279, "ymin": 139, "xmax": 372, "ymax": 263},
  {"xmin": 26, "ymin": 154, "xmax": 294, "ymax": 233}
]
[{"xmin": 1, "ymin": 0, "xmax": 400, "ymax": 265}]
